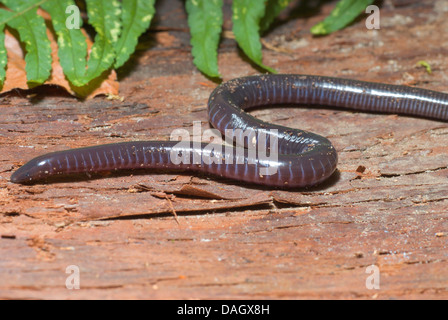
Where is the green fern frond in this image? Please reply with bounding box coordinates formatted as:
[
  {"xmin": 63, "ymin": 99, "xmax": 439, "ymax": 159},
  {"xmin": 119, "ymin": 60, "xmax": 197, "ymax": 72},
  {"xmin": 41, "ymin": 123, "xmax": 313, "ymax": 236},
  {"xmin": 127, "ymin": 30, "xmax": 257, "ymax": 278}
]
[
  {"xmin": 115, "ymin": 0, "xmax": 155, "ymax": 69},
  {"xmin": 0, "ymin": 9, "xmax": 13, "ymax": 85},
  {"xmin": 232, "ymin": 0, "xmax": 276, "ymax": 73},
  {"xmin": 186, "ymin": 0, "xmax": 223, "ymax": 78},
  {"xmin": 3, "ymin": 0, "xmax": 52, "ymax": 86},
  {"xmin": 259, "ymin": 0, "xmax": 292, "ymax": 33},
  {"xmin": 83, "ymin": 0, "xmax": 121, "ymax": 84},
  {"xmin": 41, "ymin": 0, "xmax": 88, "ymax": 86}
]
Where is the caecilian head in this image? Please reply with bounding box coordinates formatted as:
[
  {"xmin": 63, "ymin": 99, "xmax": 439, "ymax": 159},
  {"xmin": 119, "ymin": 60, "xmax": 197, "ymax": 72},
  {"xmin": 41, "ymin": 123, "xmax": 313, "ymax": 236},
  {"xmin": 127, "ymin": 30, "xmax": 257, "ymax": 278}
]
[{"xmin": 10, "ymin": 156, "xmax": 53, "ymax": 184}]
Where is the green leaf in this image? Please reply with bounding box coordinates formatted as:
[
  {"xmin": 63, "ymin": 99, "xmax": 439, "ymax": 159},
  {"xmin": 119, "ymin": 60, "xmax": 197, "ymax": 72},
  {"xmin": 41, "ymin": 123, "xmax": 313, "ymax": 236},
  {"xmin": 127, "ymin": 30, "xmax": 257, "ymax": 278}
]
[
  {"xmin": 186, "ymin": 0, "xmax": 223, "ymax": 78},
  {"xmin": 41, "ymin": 0, "xmax": 88, "ymax": 87},
  {"xmin": 416, "ymin": 60, "xmax": 432, "ymax": 75},
  {"xmin": 84, "ymin": 0, "xmax": 122, "ymax": 84},
  {"xmin": 114, "ymin": 0, "xmax": 155, "ymax": 69},
  {"xmin": 2, "ymin": 0, "xmax": 52, "ymax": 86},
  {"xmin": 311, "ymin": 0, "xmax": 375, "ymax": 35},
  {"xmin": 260, "ymin": 0, "xmax": 292, "ymax": 33},
  {"xmin": 232, "ymin": 0, "xmax": 276, "ymax": 73},
  {"xmin": 0, "ymin": 9, "xmax": 14, "ymax": 86}
]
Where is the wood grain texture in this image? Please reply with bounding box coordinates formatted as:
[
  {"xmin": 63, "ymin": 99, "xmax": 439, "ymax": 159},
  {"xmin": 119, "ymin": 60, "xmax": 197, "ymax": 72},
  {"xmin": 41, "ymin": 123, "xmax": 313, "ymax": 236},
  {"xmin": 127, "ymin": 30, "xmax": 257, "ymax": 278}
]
[{"xmin": 0, "ymin": 0, "xmax": 447, "ymax": 299}]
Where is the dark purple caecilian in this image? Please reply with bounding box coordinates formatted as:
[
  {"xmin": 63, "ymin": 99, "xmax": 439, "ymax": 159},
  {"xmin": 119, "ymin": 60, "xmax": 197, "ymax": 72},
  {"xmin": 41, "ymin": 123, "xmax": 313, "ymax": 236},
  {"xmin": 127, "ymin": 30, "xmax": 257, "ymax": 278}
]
[{"xmin": 11, "ymin": 75, "xmax": 448, "ymax": 187}]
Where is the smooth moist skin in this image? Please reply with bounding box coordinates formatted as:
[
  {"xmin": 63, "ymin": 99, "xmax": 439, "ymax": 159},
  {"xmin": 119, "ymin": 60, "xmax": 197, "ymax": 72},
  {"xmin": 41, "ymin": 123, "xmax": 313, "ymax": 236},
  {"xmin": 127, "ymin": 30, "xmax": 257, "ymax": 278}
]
[{"xmin": 10, "ymin": 74, "xmax": 448, "ymax": 187}]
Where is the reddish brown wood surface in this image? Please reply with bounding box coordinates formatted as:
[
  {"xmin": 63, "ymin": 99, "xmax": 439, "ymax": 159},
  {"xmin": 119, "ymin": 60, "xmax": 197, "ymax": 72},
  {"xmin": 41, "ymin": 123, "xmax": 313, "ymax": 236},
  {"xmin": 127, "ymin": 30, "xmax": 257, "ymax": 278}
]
[{"xmin": 1, "ymin": 0, "xmax": 447, "ymax": 299}]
